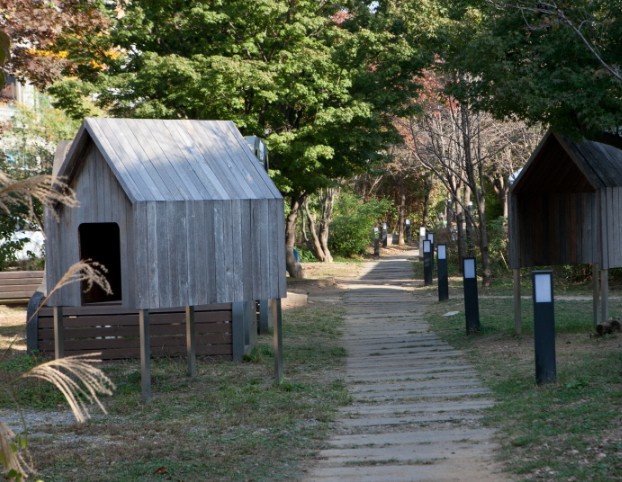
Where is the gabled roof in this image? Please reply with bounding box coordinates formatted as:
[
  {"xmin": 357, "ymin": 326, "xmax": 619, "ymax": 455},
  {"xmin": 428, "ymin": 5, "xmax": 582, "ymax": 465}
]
[
  {"xmin": 512, "ymin": 131, "xmax": 622, "ymax": 194},
  {"xmin": 56, "ymin": 118, "xmax": 282, "ymax": 203}
]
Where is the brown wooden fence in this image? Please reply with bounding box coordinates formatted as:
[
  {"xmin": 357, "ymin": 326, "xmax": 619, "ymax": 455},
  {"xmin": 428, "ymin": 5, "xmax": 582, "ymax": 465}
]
[{"xmin": 29, "ymin": 303, "xmax": 234, "ymax": 360}]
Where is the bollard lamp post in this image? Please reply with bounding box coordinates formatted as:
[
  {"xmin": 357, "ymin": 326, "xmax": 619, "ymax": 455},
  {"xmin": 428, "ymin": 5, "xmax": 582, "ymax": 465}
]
[
  {"xmin": 423, "ymin": 239, "xmax": 433, "ymax": 286},
  {"xmin": 463, "ymin": 257, "xmax": 480, "ymax": 334},
  {"xmin": 533, "ymin": 271, "xmax": 556, "ymax": 384},
  {"xmin": 437, "ymin": 244, "xmax": 449, "ymax": 302}
]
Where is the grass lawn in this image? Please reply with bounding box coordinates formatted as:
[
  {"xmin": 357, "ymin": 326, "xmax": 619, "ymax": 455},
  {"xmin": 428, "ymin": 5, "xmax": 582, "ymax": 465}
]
[{"xmin": 418, "ymin": 262, "xmax": 622, "ymax": 481}]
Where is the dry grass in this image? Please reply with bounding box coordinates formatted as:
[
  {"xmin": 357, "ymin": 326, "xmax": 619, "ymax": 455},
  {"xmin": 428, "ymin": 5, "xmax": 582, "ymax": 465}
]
[{"xmin": 0, "ymin": 296, "xmax": 350, "ymax": 481}]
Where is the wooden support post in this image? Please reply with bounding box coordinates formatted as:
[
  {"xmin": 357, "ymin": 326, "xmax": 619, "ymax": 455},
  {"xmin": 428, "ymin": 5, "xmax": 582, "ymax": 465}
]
[
  {"xmin": 601, "ymin": 269, "xmax": 609, "ymax": 324},
  {"xmin": 513, "ymin": 269, "xmax": 522, "ymax": 335},
  {"xmin": 273, "ymin": 298, "xmax": 283, "ymax": 384},
  {"xmin": 53, "ymin": 306, "xmax": 64, "ymax": 359},
  {"xmin": 592, "ymin": 263, "xmax": 600, "ymax": 327},
  {"xmin": 231, "ymin": 302, "xmax": 245, "ymax": 362},
  {"xmin": 186, "ymin": 305, "xmax": 196, "ymax": 378},
  {"xmin": 258, "ymin": 299, "xmax": 273, "ymax": 334},
  {"xmin": 247, "ymin": 301, "xmax": 257, "ymax": 349},
  {"xmin": 139, "ymin": 309, "xmax": 152, "ymax": 402}
]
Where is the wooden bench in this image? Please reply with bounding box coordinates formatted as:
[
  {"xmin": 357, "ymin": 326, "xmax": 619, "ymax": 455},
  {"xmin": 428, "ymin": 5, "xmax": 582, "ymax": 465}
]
[{"xmin": 0, "ymin": 270, "xmax": 44, "ymax": 303}]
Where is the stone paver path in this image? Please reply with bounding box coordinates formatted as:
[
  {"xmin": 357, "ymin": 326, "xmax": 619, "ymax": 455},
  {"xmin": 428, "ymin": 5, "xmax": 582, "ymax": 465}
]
[{"xmin": 304, "ymin": 250, "xmax": 506, "ymax": 482}]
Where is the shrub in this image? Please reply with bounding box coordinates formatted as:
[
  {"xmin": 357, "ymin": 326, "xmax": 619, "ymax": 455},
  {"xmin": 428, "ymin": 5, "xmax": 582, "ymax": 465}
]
[{"xmin": 329, "ymin": 193, "xmax": 391, "ymax": 257}]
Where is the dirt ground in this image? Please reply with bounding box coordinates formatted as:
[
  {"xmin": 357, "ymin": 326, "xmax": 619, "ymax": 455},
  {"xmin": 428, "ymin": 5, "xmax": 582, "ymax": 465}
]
[{"xmin": 0, "ymin": 304, "xmax": 28, "ymax": 351}]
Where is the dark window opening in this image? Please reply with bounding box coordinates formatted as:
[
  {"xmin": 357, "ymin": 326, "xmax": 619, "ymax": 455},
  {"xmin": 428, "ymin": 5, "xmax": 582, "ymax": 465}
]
[{"xmin": 79, "ymin": 223, "xmax": 122, "ymax": 304}]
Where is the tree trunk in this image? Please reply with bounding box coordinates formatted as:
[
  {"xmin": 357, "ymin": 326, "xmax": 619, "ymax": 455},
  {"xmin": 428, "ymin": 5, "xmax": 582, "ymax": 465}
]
[
  {"xmin": 285, "ymin": 195, "xmax": 305, "ymax": 278},
  {"xmin": 303, "ymin": 197, "xmax": 328, "ymax": 262},
  {"xmin": 398, "ymin": 185, "xmax": 406, "ymax": 245},
  {"xmin": 318, "ymin": 188, "xmax": 335, "ymax": 263},
  {"xmin": 456, "ymin": 197, "xmax": 467, "ymax": 274},
  {"xmin": 478, "ymin": 196, "xmax": 493, "ymax": 287}
]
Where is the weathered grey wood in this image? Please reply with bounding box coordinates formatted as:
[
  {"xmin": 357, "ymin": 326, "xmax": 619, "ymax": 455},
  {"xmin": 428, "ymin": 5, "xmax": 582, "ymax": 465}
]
[
  {"xmin": 155, "ymin": 202, "xmax": 171, "ymax": 308},
  {"xmin": 231, "ymin": 200, "xmax": 244, "ymax": 301},
  {"xmin": 185, "ymin": 305, "xmax": 196, "ymax": 378},
  {"xmin": 231, "ymin": 302, "xmax": 245, "ymax": 362},
  {"xmin": 258, "ymin": 299, "xmax": 274, "ymax": 334},
  {"xmin": 240, "ymin": 200, "xmax": 253, "ymax": 298},
  {"xmin": 53, "ymin": 306, "xmax": 64, "ymax": 359},
  {"xmin": 245, "ymin": 301, "xmax": 257, "ymax": 351},
  {"xmin": 252, "ymin": 200, "xmax": 270, "ymax": 300},
  {"xmin": 274, "ymin": 200, "xmax": 287, "ymax": 297},
  {"xmin": 139, "ymin": 309, "xmax": 152, "ymax": 402},
  {"xmin": 223, "ymin": 121, "xmax": 282, "ymax": 199},
  {"xmin": 273, "ymin": 298, "xmax": 283, "ymax": 383},
  {"xmin": 592, "ymin": 264, "xmax": 600, "ymax": 327},
  {"xmin": 88, "ymin": 119, "xmax": 155, "ymax": 201},
  {"xmin": 118, "ymin": 120, "xmax": 176, "ymax": 200},
  {"xmin": 218, "ymin": 121, "xmax": 279, "ymax": 199},
  {"xmin": 601, "ymin": 269, "xmax": 609, "ymax": 324},
  {"xmin": 172, "ymin": 202, "xmax": 189, "ymax": 304},
  {"xmin": 183, "ymin": 120, "xmax": 251, "ymax": 199},
  {"xmin": 513, "ymin": 269, "xmax": 521, "ymax": 336},
  {"xmin": 47, "ymin": 117, "xmax": 286, "ymax": 312},
  {"xmin": 166, "ymin": 120, "xmax": 229, "ymax": 199},
  {"xmin": 204, "ymin": 200, "xmax": 217, "ymax": 304}
]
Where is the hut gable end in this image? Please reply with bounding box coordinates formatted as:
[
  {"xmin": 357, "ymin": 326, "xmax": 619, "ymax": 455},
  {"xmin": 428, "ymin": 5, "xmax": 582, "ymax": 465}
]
[
  {"xmin": 512, "ymin": 134, "xmax": 597, "ymax": 194},
  {"xmin": 509, "ymin": 131, "xmax": 622, "ymax": 270}
]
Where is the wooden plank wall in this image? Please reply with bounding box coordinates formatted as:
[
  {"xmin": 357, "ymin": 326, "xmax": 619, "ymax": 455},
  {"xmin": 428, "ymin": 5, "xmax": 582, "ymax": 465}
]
[
  {"xmin": 602, "ymin": 186, "xmax": 622, "ymax": 269},
  {"xmin": 133, "ymin": 197, "xmax": 285, "ymax": 309},
  {"xmin": 46, "ymin": 145, "xmax": 134, "ymax": 307},
  {"xmin": 514, "ymin": 192, "xmax": 596, "ymax": 267},
  {"xmin": 34, "ymin": 303, "xmax": 233, "ymax": 360}
]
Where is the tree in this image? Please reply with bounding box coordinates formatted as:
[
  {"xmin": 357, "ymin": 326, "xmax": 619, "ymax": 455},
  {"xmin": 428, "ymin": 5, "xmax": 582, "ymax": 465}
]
[
  {"xmin": 400, "ymin": 68, "xmax": 540, "ymax": 285},
  {"xmin": 0, "ymin": 103, "xmax": 81, "ymax": 269},
  {"xmin": 0, "ymin": 0, "xmax": 108, "ymax": 88},
  {"xmin": 49, "ymin": 0, "xmax": 430, "ymax": 275},
  {"xmin": 436, "ymin": 0, "xmax": 622, "ymax": 137}
]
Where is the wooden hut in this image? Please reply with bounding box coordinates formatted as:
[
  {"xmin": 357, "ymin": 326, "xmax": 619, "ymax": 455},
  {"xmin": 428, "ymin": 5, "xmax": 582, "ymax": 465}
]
[
  {"xmin": 44, "ymin": 118, "xmax": 287, "ymax": 399},
  {"xmin": 509, "ymin": 131, "xmax": 622, "ymax": 327},
  {"xmin": 47, "ymin": 118, "xmax": 286, "ymax": 308}
]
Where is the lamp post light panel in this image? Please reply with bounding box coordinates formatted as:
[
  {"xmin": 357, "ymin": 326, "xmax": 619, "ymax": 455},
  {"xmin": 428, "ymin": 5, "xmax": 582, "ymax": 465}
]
[
  {"xmin": 437, "ymin": 244, "xmax": 447, "ymax": 260},
  {"xmin": 427, "ymin": 233, "xmax": 434, "ymax": 244},
  {"xmin": 423, "ymin": 240, "xmax": 431, "ymax": 254},
  {"xmin": 464, "ymin": 258, "xmax": 476, "ymax": 279},
  {"xmin": 534, "ymin": 273, "xmax": 553, "ymax": 303}
]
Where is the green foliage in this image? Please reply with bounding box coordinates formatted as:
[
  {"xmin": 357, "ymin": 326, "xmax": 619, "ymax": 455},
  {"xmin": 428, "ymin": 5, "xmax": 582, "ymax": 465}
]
[
  {"xmin": 51, "ymin": 0, "xmax": 427, "ymax": 199},
  {"xmin": 329, "ymin": 193, "xmax": 391, "ymax": 257},
  {"xmin": 437, "ymin": 1, "xmax": 622, "ymax": 137},
  {"xmin": 1, "ymin": 100, "xmax": 80, "ymax": 174},
  {"xmin": 0, "ymin": 101, "xmax": 78, "ymax": 269},
  {"xmin": 486, "ymin": 216, "xmax": 509, "ymax": 273},
  {"xmin": 295, "ymin": 246, "xmax": 318, "ymax": 263}
]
